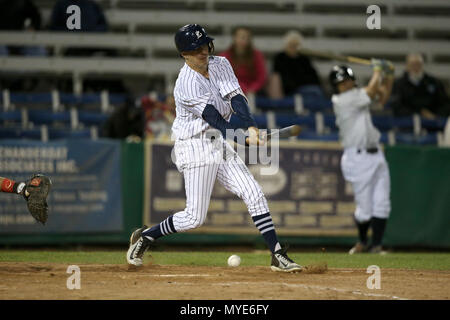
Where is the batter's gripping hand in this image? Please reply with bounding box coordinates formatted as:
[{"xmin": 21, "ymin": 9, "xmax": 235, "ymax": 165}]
[
  {"xmin": 371, "ymin": 58, "xmax": 383, "ymax": 72},
  {"xmin": 382, "ymin": 60, "xmax": 395, "ymax": 77},
  {"xmin": 23, "ymin": 174, "xmax": 52, "ymax": 225},
  {"xmin": 246, "ymin": 126, "xmax": 266, "ymax": 146}
]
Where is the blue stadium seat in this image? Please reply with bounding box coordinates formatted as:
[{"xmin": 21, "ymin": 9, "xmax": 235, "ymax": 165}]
[
  {"xmin": 20, "ymin": 128, "xmax": 42, "ymax": 140},
  {"xmin": 109, "ymin": 93, "xmax": 127, "ymax": 105},
  {"xmin": 0, "ymin": 127, "xmax": 21, "ymax": 139},
  {"xmin": 253, "ymin": 114, "xmax": 267, "ymax": 128},
  {"xmin": 296, "ymin": 85, "xmax": 332, "ymax": 112},
  {"xmin": 380, "ymin": 132, "xmax": 389, "ymax": 144},
  {"xmin": 372, "ymin": 115, "xmax": 395, "ymax": 132},
  {"xmin": 0, "ymin": 110, "xmax": 22, "ymax": 124},
  {"xmin": 48, "ymin": 128, "xmax": 91, "ymax": 140},
  {"xmin": 10, "ymin": 92, "xmax": 52, "ymax": 104},
  {"xmin": 228, "ymin": 114, "xmax": 267, "ymax": 130},
  {"xmin": 255, "ymin": 96, "xmax": 295, "ymax": 111},
  {"xmin": 323, "ymin": 114, "xmax": 337, "ymax": 130},
  {"xmin": 60, "ymin": 93, "xmax": 101, "ymax": 105},
  {"xmin": 421, "ymin": 117, "xmax": 447, "ymax": 131},
  {"xmin": 28, "ymin": 110, "xmax": 71, "ymax": 125},
  {"xmin": 392, "ymin": 116, "xmax": 414, "ymax": 130},
  {"xmin": 276, "ymin": 113, "xmax": 315, "ymax": 130},
  {"xmin": 59, "ymin": 92, "xmax": 127, "ymax": 106},
  {"xmin": 78, "ymin": 111, "xmax": 109, "ymax": 126},
  {"xmin": 298, "ymin": 130, "xmax": 339, "ymax": 141},
  {"xmin": 0, "ymin": 127, "xmax": 41, "ymax": 140},
  {"xmin": 396, "ymin": 133, "xmax": 437, "ymax": 145}
]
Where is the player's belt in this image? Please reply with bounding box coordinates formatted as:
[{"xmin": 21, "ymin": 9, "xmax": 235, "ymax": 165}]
[
  {"xmin": 190, "ymin": 131, "xmax": 218, "ymax": 141},
  {"xmin": 357, "ymin": 147, "xmax": 378, "ymax": 154}
]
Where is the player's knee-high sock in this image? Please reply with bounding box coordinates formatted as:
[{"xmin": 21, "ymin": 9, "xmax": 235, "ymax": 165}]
[
  {"xmin": 252, "ymin": 213, "xmax": 281, "ymax": 253},
  {"xmin": 141, "ymin": 215, "xmax": 177, "ymax": 241},
  {"xmin": 371, "ymin": 217, "xmax": 387, "ymax": 247},
  {"xmin": 355, "ymin": 219, "xmax": 371, "ymax": 245}
]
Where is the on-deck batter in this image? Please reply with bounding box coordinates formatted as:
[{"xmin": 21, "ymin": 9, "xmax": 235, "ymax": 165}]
[
  {"xmin": 329, "ymin": 61, "xmax": 394, "ymax": 254},
  {"xmin": 127, "ymin": 24, "xmax": 302, "ymax": 272}
]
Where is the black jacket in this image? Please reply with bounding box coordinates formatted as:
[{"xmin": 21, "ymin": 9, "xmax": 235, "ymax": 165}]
[
  {"xmin": 272, "ymin": 52, "xmax": 321, "ymax": 95},
  {"xmin": 389, "ymin": 72, "xmax": 450, "ymax": 117}
]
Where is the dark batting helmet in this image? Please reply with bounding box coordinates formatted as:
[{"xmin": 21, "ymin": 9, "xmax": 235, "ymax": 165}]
[
  {"xmin": 174, "ymin": 24, "xmax": 215, "ymax": 54},
  {"xmin": 329, "ymin": 65, "xmax": 356, "ymax": 92}
]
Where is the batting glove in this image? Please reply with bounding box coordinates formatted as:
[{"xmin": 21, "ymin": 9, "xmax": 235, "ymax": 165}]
[{"xmin": 371, "ymin": 58, "xmax": 383, "ymax": 72}]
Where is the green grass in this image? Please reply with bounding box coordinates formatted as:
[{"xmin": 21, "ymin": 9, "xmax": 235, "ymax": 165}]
[{"xmin": 1, "ymin": 250, "xmax": 450, "ymax": 270}]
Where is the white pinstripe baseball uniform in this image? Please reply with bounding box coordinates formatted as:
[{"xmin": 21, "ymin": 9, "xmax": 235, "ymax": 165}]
[
  {"xmin": 166, "ymin": 55, "xmax": 270, "ymax": 233},
  {"xmin": 127, "ymin": 24, "xmax": 302, "ymax": 271},
  {"xmin": 332, "ymin": 87, "xmax": 391, "ymax": 223}
]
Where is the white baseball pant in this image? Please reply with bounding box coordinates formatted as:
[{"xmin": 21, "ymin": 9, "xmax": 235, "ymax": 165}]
[
  {"xmin": 172, "ymin": 136, "xmax": 269, "ymax": 232},
  {"xmin": 341, "ymin": 147, "xmax": 391, "ymax": 223}
]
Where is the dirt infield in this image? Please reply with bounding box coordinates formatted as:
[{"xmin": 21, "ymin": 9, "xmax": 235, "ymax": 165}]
[{"xmin": 0, "ymin": 262, "xmax": 449, "ymax": 300}]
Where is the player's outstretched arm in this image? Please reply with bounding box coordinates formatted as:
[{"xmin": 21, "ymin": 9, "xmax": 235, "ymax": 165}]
[
  {"xmin": 202, "ymin": 104, "xmax": 264, "ymax": 145},
  {"xmin": 0, "ymin": 176, "xmax": 26, "ymax": 194},
  {"xmin": 365, "ymin": 61, "xmax": 383, "ymax": 99},
  {"xmin": 0, "ymin": 175, "xmax": 51, "ymax": 224}
]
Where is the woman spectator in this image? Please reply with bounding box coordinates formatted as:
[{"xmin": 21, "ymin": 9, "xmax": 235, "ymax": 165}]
[{"xmin": 220, "ymin": 27, "xmax": 267, "ymax": 95}]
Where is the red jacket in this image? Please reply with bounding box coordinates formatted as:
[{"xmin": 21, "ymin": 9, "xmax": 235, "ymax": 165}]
[{"xmin": 220, "ymin": 49, "xmax": 267, "ymax": 94}]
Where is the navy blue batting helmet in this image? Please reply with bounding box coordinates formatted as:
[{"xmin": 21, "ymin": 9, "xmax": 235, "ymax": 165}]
[{"xmin": 174, "ymin": 24, "xmax": 214, "ymax": 54}]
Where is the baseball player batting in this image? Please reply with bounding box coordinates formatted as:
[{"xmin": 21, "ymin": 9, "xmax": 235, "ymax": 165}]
[
  {"xmin": 329, "ymin": 60, "xmax": 394, "ymax": 254},
  {"xmin": 127, "ymin": 24, "xmax": 302, "ymax": 272}
]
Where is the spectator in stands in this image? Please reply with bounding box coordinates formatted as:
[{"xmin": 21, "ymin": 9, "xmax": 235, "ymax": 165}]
[
  {"xmin": 49, "ymin": 0, "xmax": 108, "ymax": 33},
  {"xmin": 0, "ymin": 0, "xmax": 47, "ymax": 56},
  {"xmin": 0, "ymin": 0, "xmax": 47, "ymax": 90},
  {"xmin": 268, "ymin": 30, "xmax": 331, "ymax": 110},
  {"xmin": 389, "ymin": 53, "xmax": 450, "ymax": 118},
  {"xmin": 220, "ymin": 27, "xmax": 267, "ymax": 95},
  {"xmin": 49, "ymin": 0, "xmax": 113, "ymax": 56},
  {"xmin": 141, "ymin": 94, "xmax": 175, "ymax": 140},
  {"xmin": 269, "ymin": 31, "xmax": 321, "ymax": 97},
  {"xmin": 0, "ymin": 0, "xmax": 41, "ymax": 32},
  {"xmin": 49, "ymin": 0, "xmax": 123, "ymax": 93},
  {"xmin": 102, "ymin": 97, "xmax": 145, "ymax": 141}
]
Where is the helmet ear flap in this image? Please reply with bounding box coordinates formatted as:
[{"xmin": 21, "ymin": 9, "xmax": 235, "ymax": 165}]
[{"xmin": 208, "ymin": 41, "xmax": 215, "ymax": 54}]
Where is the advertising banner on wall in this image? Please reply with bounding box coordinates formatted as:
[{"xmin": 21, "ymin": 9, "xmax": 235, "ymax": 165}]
[
  {"xmin": 144, "ymin": 141, "xmax": 356, "ymax": 236},
  {"xmin": 0, "ymin": 139, "xmax": 123, "ymax": 234}
]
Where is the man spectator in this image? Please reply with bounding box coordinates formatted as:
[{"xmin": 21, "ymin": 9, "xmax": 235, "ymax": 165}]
[
  {"xmin": 102, "ymin": 97, "xmax": 145, "ymax": 140},
  {"xmin": 269, "ymin": 31, "xmax": 321, "ymax": 97},
  {"xmin": 268, "ymin": 30, "xmax": 331, "ymax": 110},
  {"xmin": 389, "ymin": 53, "xmax": 450, "ymax": 118}
]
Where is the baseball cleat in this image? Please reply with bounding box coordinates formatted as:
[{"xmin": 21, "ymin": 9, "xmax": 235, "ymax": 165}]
[
  {"xmin": 368, "ymin": 245, "xmax": 387, "ymax": 255},
  {"xmin": 126, "ymin": 226, "xmax": 151, "ymax": 266},
  {"xmin": 271, "ymin": 247, "xmax": 303, "ymax": 273},
  {"xmin": 349, "ymin": 242, "xmax": 369, "ymax": 255}
]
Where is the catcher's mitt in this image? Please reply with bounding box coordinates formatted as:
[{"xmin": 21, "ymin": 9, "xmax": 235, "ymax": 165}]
[{"xmin": 23, "ymin": 174, "xmax": 52, "ymax": 224}]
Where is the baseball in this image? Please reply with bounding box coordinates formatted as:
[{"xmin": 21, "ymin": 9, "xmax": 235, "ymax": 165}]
[{"xmin": 227, "ymin": 255, "xmax": 241, "ymax": 267}]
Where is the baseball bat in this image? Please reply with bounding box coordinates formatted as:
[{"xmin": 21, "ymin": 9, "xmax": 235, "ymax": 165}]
[
  {"xmin": 266, "ymin": 125, "xmax": 302, "ymax": 139},
  {"xmin": 298, "ymin": 48, "xmax": 372, "ymax": 66}
]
